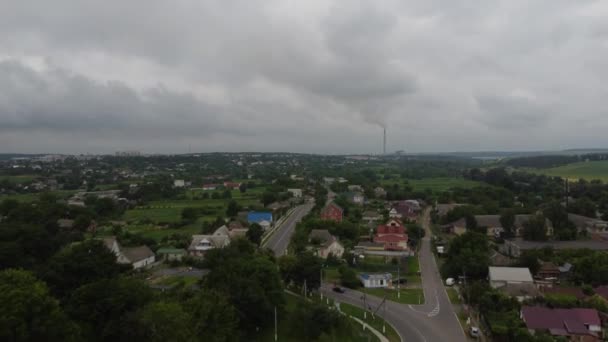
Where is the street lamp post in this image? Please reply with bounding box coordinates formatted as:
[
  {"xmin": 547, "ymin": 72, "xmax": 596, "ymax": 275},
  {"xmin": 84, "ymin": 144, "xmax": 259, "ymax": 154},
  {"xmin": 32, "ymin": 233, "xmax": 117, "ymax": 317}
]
[{"xmin": 397, "ymin": 257, "xmax": 401, "ymax": 299}]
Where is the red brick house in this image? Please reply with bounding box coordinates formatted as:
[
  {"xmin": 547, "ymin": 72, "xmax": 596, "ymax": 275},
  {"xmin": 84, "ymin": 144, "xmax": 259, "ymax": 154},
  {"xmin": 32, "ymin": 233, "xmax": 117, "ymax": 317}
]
[
  {"xmin": 321, "ymin": 202, "xmax": 343, "ymax": 222},
  {"xmin": 374, "ymin": 219, "xmax": 409, "ymax": 251}
]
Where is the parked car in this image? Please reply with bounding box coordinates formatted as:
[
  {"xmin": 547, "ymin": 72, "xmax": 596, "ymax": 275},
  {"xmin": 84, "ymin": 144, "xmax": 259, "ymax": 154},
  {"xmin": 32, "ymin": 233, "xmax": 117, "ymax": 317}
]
[
  {"xmin": 469, "ymin": 326, "xmax": 480, "ymax": 338},
  {"xmin": 332, "ymin": 287, "xmax": 345, "ymax": 293},
  {"xmin": 445, "ymin": 278, "xmax": 455, "ymax": 286}
]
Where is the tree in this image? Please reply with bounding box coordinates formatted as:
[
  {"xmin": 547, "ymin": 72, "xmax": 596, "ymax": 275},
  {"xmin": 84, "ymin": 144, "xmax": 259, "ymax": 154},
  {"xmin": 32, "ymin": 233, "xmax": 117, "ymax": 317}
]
[
  {"xmin": 406, "ymin": 224, "xmax": 425, "ymax": 247},
  {"xmin": 226, "ymin": 200, "xmax": 239, "ymax": 218},
  {"xmin": 203, "ymin": 240, "xmax": 284, "ymax": 332},
  {"xmin": 181, "ymin": 207, "xmax": 198, "ymax": 223},
  {"xmin": 185, "ymin": 290, "xmax": 239, "ymax": 342},
  {"xmin": 66, "ymin": 277, "xmax": 153, "ymax": 341},
  {"xmin": 518, "ymin": 253, "xmax": 541, "ymax": 275},
  {"xmin": 0, "ymin": 269, "xmax": 80, "ymax": 342},
  {"xmin": 136, "ymin": 301, "xmax": 195, "ymax": 342},
  {"xmin": 522, "ymin": 213, "xmax": 548, "ymax": 241},
  {"xmin": 246, "ymin": 223, "xmax": 263, "ymax": 246},
  {"xmin": 500, "ymin": 209, "xmax": 516, "ymax": 238},
  {"xmin": 338, "ymin": 265, "xmax": 360, "ymax": 289},
  {"xmin": 441, "ymin": 232, "xmax": 490, "ymax": 279},
  {"xmin": 262, "ymin": 192, "xmax": 277, "ymax": 207},
  {"xmin": 42, "ymin": 240, "xmax": 125, "ymax": 298},
  {"xmin": 222, "ymin": 190, "xmax": 232, "ymax": 199},
  {"xmin": 239, "ymin": 183, "xmax": 247, "ymax": 193}
]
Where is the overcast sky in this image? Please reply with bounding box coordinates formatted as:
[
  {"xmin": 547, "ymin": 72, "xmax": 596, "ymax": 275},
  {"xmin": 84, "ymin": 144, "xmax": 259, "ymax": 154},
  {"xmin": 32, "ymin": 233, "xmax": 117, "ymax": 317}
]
[{"xmin": 1, "ymin": 0, "xmax": 607, "ymax": 154}]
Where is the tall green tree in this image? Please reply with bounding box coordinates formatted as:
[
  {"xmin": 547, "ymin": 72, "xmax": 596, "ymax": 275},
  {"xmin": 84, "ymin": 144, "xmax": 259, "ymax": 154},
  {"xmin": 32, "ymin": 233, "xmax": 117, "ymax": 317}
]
[
  {"xmin": 246, "ymin": 223, "xmax": 263, "ymax": 246},
  {"xmin": 181, "ymin": 207, "xmax": 199, "ymax": 224},
  {"xmin": 186, "ymin": 290, "xmax": 239, "ymax": 342},
  {"xmin": 441, "ymin": 232, "xmax": 490, "ymax": 279},
  {"xmin": 136, "ymin": 301, "xmax": 195, "ymax": 342},
  {"xmin": 499, "ymin": 209, "xmax": 516, "ymax": 238},
  {"xmin": 66, "ymin": 277, "xmax": 153, "ymax": 341},
  {"xmin": 226, "ymin": 200, "xmax": 239, "ymax": 218},
  {"xmin": 522, "ymin": 213, "xmax": 548, "ymax": 241},
  {"xmin": 42, "ymin": 240, "xmax": 125, "ymax": 298},
  {"xmin": 0, "ymin": 269, "xmax": 80, "ymax": 342}
]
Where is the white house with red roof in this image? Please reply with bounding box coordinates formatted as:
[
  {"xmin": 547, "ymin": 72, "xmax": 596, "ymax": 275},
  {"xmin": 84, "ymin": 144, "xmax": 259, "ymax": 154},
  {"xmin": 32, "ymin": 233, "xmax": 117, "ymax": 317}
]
[{"xmin": 373, "ymin": 219, "xmax": 409, "ymax": 251}]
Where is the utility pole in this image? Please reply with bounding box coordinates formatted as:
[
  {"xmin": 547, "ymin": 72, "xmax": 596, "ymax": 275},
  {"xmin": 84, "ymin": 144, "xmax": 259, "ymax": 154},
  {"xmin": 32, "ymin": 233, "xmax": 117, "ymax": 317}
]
[
  {"xmin": 274, "ymin": 306, "xmax": 278, "ymax": 342},
  {"xmin": 397, "ymin": 257, "xmax": 401, "ymax": 299},
  {"xmin": 320, "ymin": 265, "xmax": 323, "ymax": 301},
  {"xmin": 363, "ymin": 286, "xmax": 367, "ymax": 320},
  {"xmin": 383, "ymin": 289, "xmax": 387, "ymax": 334},
  {"xmin": 304, "ymin": 279, "xmax": 307, "ymax": 297}
]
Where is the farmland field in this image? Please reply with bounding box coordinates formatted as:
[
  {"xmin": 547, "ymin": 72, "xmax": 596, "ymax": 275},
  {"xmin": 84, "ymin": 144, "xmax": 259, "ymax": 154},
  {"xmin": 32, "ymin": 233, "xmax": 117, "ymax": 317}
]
[
  {"xmin": 380, "ymin": 177, "xmax": 481, "ymax": 192},
  {"xmin": 527, "ymin": 161, "xmax": 608, "ymax": 183},
  {"xmin": 0, "ymin": 175, "xmax": 38, "ymax": 184}
]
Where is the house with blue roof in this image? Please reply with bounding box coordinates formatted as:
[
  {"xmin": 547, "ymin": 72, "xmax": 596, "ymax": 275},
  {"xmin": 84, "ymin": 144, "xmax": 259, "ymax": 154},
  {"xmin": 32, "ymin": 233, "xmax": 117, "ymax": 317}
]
[{"xmin": 247, "ymin": 211, "xmax": 273, "ymax": 230}]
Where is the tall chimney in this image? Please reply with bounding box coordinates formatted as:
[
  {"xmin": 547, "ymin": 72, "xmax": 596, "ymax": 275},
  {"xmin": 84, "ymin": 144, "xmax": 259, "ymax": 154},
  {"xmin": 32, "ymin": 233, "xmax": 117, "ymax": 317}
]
[{"xmin": 383, "ymin": 127, "xmax": 386, "ymax": 155}]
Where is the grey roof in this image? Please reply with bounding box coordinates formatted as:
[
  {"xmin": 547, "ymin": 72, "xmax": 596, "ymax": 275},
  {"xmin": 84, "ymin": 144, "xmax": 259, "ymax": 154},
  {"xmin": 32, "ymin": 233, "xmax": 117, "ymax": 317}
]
[
  {"xmin": 309, "ymin": 229, "xmax": 335, "ymax": 247},
  {"xmin": 489, "ymin": 266, "xmax": 534, "ymax": 283},
  {"xmin": 499, "ymin": 283, "xmax": 540, "ymax": 297},
  {"xmin": 122, "ymin": 245, "xmax": 155, "ymax": 262},
  {"xmin": 568, "ymin": 213, "xmax": 608, "ymax": 229},
  {"xmin": 57, "ymin": 219, "xmax": 75, "ymax": 229},
  {"xmin": 360, "ymin": 273, "xmax": 392, "ymax": 280}
]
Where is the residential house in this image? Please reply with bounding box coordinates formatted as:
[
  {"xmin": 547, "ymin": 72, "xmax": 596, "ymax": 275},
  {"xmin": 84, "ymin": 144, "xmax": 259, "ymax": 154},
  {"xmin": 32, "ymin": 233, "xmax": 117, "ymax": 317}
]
[
  {"xmin": 308, "ymin": 229, "xmax": 345, "ymax": 258},
  {"xmin": 359, "ymin": 273, "xmax": 392, "ymax": 288},
  {"xmin": 223, "ymin": 181, "xmax": 241, "ymax": 189},
  {"xmin": 321, "ymin": 202, "xmax": 343, "ymax": 222},
  {"xmin": 102, "ymin": 236, "xmax": 155, "ymax": 270},
  {"xmin": 248, "ymin": 212, "xmax": 273, "ymax": 230},
  {"xmin": 229, "ymin": 228, "xmax": 249, "ymax": 239},
  {"xmin": 390, "ymin": 201, "xmax": 419, "ymax": 222},
  {"xmin": 374, "ymin": 219, "xmax": 409, "ymax": 251},
  {"xmin": 121, "ymin": 246, "xmax": 156, "ymax": 269},
  {"xmin": 323, "ymin": 177, "xmax": 335, "ymax": 185},
  {"xmin": 57, "ymin": 219, "xmax": 75, "ymax": 229},
  {"xmin": 202, "ymin": 184, "xmax": 218, "ymax": 191},
  {"xmin": 156, "ymin": 248, "xmax": 187, "ymax": 261},
  {"xmin": 489, "ymin": 266, "xmax": 537, "ymax": 301},
  {"xmin": 568, "ymin": 213, "xmax": 608, "ymax": 233},
  {"xmin": 537, "ymin": 262, "xmax": 561, "ymax": 282},
  {"xmin": 501, "ymin": 239, "xmax": 608, "ymax": 258},
  {"xmin": 362, "ymin": 210, "xmax": 382, "ymax": 223},
  {"xmin": 345, "ymin": 192, "xmax": 365, "ymax": 205},
  {"xmin": 521, "ymin": 306, "xmax": 601, "ymax": 341},
  {"xmin": 374, "ymin": 187, "xmax": 387, "ymax": 198},
  {"xmin": 174, "ymin": 179, "xmax": 185, "ymax": 188},
  {"xmin": 347, "ymin": 185, "xmax": 363, "ymax": 192},
  {"xmin": 188, "ymin": 226, "xmax": 231, "ymax": 258},
  {"xmin": 287, "ymin": 188, "xmax": 303, "ymax": 198},
  {"xmin": 446, "ymin": 215, "xmax": 554, "ymax": 238}
]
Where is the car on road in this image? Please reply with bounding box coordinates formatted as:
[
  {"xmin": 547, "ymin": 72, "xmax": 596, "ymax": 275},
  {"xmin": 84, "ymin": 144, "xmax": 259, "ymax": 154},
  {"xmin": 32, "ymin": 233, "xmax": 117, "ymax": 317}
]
[
  {"xmin": 332, "ymin": 287, "xmax": 345, "ymax": 293},
  {"xmin": 469, "ymin": 326, "xmax": 480, "ymax": 338}
]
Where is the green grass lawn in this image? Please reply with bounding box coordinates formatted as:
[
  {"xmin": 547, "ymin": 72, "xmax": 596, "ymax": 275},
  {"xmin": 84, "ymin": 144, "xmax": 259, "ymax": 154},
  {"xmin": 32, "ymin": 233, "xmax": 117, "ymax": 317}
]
[
  {"xmin": 339, "ymin": 302, "xmax": 401, "ymax": 342},
  {"xmin": 122, "ymin": 224, "xmax": 206, "ymax": 241},
  {"xmin": 0, "ymin": 190, "xmax": 76, "ymax": 203},
  {"xmin": 364, "ymin": 288, "xmax": 424, "ymax": 305},
  {"xmin": 528, "ymin": 160, "xmax": 608, "ymax": 182},
  {"xmin": 254, "ymin": 293, "xmax": 381, "ymax": 342},
  {"xmin": 380, "ymin": 177, "xmax": 481, "ymax": 192},
  {"xmin": 447, "ymin": 287, "xmax": 462, "ymax": 304}
]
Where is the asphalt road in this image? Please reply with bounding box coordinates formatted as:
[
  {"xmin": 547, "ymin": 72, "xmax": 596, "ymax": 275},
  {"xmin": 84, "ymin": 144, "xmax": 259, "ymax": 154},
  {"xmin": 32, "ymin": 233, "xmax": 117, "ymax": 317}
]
[
  {"xmin": 323, "ymin": 208, "xmax": 467, "ymax": 342},
  {"xmin": 263, "ymin": 203, "xmax": 314, "ymax": 256}
]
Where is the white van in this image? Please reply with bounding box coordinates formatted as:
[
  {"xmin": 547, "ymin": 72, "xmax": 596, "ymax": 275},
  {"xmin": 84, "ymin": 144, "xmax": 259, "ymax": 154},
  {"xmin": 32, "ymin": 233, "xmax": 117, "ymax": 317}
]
[{"xmin": 445, "ymin": 278, "xmax": 455, "ymax": 286}]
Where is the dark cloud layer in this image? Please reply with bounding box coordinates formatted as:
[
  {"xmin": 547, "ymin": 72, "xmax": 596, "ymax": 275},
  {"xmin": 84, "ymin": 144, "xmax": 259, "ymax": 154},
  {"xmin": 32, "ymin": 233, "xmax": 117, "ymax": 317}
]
[{"xmin": 0, "ymin": 0, "xmax": 607, "ymax": 153}]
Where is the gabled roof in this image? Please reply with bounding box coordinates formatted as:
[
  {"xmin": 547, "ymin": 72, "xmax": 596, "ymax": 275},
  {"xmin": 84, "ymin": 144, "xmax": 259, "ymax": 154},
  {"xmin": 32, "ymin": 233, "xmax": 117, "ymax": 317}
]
[
  {"xmin": 359, "ymin": 273, "xmax": 392, "ymax": 280},
  {"xmin": 489, "ymin": 267, "xmax": 533, "ymax": 283},
  {"xmin": 122, "ymin": 245, "xmax": 155, "ymax": 263},
  {"xmin": 522, "ymin": 306, "xmax": 600, "ymax": 335},
  {"xmin": 323, "ymin": 202, "xmax": 343, "ymax": 213},
  {"xmin": 248, "ymin": 212, "xmax": 273, "ymax": 223},
  {"xmin": 309, "ymin": 229, "xmax": 334, "ymax": 246}
]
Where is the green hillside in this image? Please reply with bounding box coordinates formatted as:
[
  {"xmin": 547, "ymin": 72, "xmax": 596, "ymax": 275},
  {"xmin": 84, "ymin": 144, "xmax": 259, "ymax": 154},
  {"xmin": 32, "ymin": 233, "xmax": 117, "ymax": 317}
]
[{"xmin": 532, "ymin": 160, "xmax": 608, "ymax": 182}]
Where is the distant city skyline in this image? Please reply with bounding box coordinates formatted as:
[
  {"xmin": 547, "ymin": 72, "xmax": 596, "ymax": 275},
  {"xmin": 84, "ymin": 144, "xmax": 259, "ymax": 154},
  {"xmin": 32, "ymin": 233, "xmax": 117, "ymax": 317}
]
[{"xmin": 1, "ymin": 1, "xmax": 608, "ymax": 154}]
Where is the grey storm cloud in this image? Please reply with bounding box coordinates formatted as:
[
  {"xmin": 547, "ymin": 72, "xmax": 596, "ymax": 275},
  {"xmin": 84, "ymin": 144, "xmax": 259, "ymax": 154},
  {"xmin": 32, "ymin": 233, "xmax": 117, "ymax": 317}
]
[{"xmin": 0, "ymin": 0, "xmax": 608, "ymax": 154}]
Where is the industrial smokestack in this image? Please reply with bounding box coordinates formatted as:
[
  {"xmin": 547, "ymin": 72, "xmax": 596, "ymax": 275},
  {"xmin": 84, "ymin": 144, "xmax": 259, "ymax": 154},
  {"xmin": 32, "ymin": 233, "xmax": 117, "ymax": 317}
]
[{"xmin": 383, "ymin": 127, "xmax": 386, "ymax": 155}]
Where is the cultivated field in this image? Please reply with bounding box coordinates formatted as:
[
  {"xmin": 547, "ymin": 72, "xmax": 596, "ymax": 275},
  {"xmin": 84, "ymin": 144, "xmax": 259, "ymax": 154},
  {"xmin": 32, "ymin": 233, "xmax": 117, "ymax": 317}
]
[
  {"xmin": 380, "ymin": 177, "xmax": 481, "ymax": 192},
  {"xmin": 529, "ymin": 161, "xmax": 608, "ymax": 183}
]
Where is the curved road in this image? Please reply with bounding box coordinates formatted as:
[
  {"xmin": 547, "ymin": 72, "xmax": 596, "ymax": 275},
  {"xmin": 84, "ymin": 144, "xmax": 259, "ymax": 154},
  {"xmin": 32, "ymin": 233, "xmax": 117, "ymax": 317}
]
[
  {"xmin": 263, "ymin": 203, "xmax": 314, "ymax": 256},
  {"xmin": 323, "ymin": 209, "xmax": 467, "ymax": 342}
]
